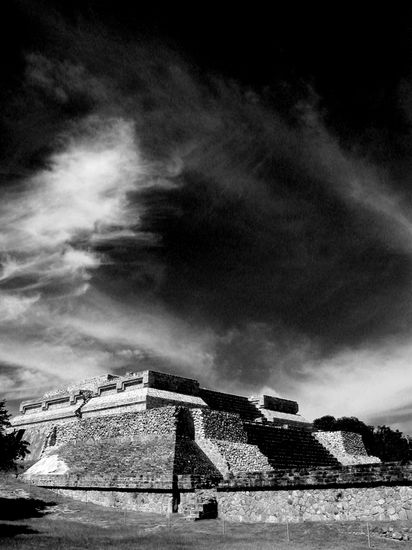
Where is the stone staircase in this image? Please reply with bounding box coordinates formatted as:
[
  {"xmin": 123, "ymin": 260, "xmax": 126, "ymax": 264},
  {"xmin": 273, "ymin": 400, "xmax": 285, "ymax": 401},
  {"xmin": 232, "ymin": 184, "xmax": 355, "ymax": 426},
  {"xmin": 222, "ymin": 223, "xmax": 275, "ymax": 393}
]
[
  {"xmin": 244, "ymin": 423, "xmax": 341, "ymax": 469},
  {"xmin": 199, "ymin": 389, "xmax": 263, "ymax": 421}
]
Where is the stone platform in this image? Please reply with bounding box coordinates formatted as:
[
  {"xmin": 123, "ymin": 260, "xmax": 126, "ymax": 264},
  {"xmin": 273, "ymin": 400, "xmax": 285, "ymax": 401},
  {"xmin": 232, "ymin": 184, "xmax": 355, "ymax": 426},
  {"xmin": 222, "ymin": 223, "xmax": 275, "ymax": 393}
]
[{"xmin": 10, "ymin": 369, "xmax": 384, "ymax": 520}]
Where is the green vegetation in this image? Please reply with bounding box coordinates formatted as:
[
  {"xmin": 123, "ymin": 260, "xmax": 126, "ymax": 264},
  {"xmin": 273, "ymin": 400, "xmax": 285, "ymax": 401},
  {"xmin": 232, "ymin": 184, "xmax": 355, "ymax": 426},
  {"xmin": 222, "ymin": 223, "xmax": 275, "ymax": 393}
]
[
  {"xmin": 0, "ymin": 401, "xmax": 30, "ymax": 470},
  {"xmin": 313, "ymin": 415, "xmax": 410, "ymax": 462}
]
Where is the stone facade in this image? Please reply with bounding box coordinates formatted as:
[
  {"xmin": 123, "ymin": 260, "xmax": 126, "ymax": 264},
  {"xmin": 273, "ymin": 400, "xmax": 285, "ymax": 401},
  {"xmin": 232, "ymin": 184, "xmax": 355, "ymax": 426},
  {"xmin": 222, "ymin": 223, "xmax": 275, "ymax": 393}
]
[
  {"xmin": 190, "ymin": 408, "xmax": 271, "ymax": 474},
  {"xmin": 218, "ymin": 462, "xmax": 412, "ymax": 489},
  {"xmin": 13, "ymin": 368, "xmax": 394, "ymax": 523},
  {"xmin": 54, "ymin": 488, "xmax": 173, "ymax": 515},
  {"xmin": 16, "ymin": 369, "xmax": 348, "ymax": 474},
  {"xmin": 48, "ymin": 406, "xmax": 179, "ymax": 446},
  {"xmin": 217, "ymin": 485, "xmax": 412, "ymax": 522},
  {"xmin": 314, "ymin": 431, "xmax": 380, "ymax": 465},
  {"xmin": 191, "ymin": 409, "xmax": 247, "ymax": 442},
  {"xmin": 26, "ymin": 463, "xmax": 412, "ymax": 521}
]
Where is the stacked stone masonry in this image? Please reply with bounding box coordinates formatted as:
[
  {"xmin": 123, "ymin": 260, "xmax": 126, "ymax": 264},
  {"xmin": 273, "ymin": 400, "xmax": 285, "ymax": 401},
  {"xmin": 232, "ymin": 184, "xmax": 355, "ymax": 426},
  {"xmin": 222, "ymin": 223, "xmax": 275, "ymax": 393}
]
[
  {"xmin": 13, "ymin": 369, "xmax": 394, "ymax": 523},
  {"xmin": 49, "ymin": 407, "xmax": 179, "ymax": 446},
  {"xmin": 314, "ymin": 431, "xmax": 381, "ymax": 465},
  {"xmin": 191, "ymin": 409, "xmax": 247, "ymax": 442},
  {"xmin": 216, "ymin": 486, "xmax": 412, "ymax": 523},
  {"xmin": 244, "ymin": 423, "xmax": 341, "ymax": 469},
  {"xmin": 27, "ymin": 463, "xmax": 412, "ymax": 522},
  {"xmin": 198, "ymin": 389, "xmax": 263, "ymax": 421},
  {"xmin": 249, "ymin": 395, "xmax": 299, "ymax": 414},
  {"xmin": 190, "ymin": 408, "xmax": 271, "ymax": 474}
]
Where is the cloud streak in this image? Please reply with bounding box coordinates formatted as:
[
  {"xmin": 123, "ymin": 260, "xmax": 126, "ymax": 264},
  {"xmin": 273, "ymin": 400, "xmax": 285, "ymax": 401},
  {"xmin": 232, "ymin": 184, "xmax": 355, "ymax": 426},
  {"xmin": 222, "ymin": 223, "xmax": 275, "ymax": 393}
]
[
  {"xmin": 0, "ymin": 118, "xmax": 149, "ymax": 299},
  {"xmin": 2, "ymin": 13, "xmax": 412, "ymax": 436}
]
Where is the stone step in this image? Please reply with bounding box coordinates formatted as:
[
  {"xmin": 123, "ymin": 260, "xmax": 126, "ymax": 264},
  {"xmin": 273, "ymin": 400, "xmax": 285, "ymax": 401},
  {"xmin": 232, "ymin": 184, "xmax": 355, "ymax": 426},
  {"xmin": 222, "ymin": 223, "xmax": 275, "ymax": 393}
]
[
  {"xmin": 199, "ymin": 389, "xmax": 263, "ymax": 421},
  {"xmin": 243, "ymin": 424, "xmax": 341, "ymax": 468}
]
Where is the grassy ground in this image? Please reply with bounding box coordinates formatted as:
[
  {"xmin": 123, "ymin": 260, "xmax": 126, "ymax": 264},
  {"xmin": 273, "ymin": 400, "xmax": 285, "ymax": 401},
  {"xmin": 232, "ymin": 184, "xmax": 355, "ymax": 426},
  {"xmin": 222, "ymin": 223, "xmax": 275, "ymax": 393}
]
[{"xmin": 1, "ymin": 475, "xmax": 411, "ymax": 549}]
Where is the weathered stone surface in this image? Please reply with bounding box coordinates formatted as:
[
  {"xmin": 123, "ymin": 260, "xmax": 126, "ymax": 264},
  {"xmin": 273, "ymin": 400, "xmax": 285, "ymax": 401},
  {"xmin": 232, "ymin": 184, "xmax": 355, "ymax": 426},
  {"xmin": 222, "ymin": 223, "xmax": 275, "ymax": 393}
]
[
  {"xmin": 50, "ymin": 406, "xmax": 180, "ymax": 447},
  {"xmin": 191, "ymin": 409, "xmax": 247, "ymax": 442},
  {"xmin": 190, "ymin": 408, "xmax": 271, "ymax": 474},
  {"xmin": 12, "ymin": 369, "xmax": 412, "ymax": 523},
  {"xmin": 217, "ymin": 485, "xmax": 412, "ymax": 522},
  {"xmin": 219, "ymin": 463, "xmax": 412, "ymax": 489},
  {"xmin": 53, "ymin": 488, "xmax": 172, "ymax": 514},
  {"xmin": 314, "ymin": 431, "xmax": 380, "ymax": 465},
  {"xmin": 249, "ymin": 395, "xmax": 299, "ymax": 415}
]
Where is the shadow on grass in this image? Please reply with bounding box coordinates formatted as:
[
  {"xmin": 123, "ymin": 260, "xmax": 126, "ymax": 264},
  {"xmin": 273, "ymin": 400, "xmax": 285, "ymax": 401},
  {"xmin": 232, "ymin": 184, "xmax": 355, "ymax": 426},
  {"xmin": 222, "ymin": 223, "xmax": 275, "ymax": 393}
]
[
  {"xmin": 0, "ymin": 523, "xmax": 39, "ymax": 538},
  {"xmin": 0, "ymin": 497, "xmax": 56, "ymax": 520}
]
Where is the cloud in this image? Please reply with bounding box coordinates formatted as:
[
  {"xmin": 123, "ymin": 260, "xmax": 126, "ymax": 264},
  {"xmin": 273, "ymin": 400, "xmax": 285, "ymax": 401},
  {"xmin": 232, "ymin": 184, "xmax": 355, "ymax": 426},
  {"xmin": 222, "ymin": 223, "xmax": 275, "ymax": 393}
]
[
  {"xmin": 2, "ymin": 13, "xmax": 412, "ymax": 435},
  {"xmin": 0, "ymin": 112, "xmax": 178, "ymax": 389},
  {"xmin": 303, "ymin": 121, "xmax": 412, "ymax": 254},
  {"xmin": 0, "ymin": 367, "xmax": 56, "ymax": 402},
  {"xmin": 287, "ymin": 338, "xmax": 412, "ymax": 431},
  {"xmin": 0, "ymin": 293, "xmax": 39, "ymax": 321},
  {"xmin": 60, "ymin": 290, "xmax": 215, "ymax": 374},
  {"xmin": 0, "ymin": 117, "xmax": 148, "ymax": 286}
]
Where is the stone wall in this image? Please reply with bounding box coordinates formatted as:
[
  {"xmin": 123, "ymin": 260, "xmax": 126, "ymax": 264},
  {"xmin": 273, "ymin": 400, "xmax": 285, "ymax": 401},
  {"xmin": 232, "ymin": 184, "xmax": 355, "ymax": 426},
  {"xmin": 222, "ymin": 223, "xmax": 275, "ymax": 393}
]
[
  {"xmin": 314, "ymin": 431, "xmax": 381, "ymax": 465},
  {"xmin": 147, "ymin": 371, "xmax": 199, "ymax": 395},
  {"xmin": 26, "ymin": 473, "xmax": 215, "ymax": 490},
  {"xmin": 58, "ymin": 436, "xmax": 177, "ymax": 477},
  {"xmin": 45, "ymin": 374, "xmax": 120, "ymax": 399},
  {"xmin": 217, "ymin": 486, "xmax": 412, "ymax": 522},
  {"xmin": 27, "ymin": 463, "xmax": 412, "ymax": 522},
  {"xmin": 195, "ymin": 438, "xmax": 230, "ymax": 475},
  {"xmin": 243, "ymin": 423, "xmax": 340, "ymax": 469},
  {"xmin": 249, "ymin": 395, "xmax": 299, "ymax": 414},
  {"xmin": 174, "ymin": 439, "xmax": 222, "ymax": 477},
  {"xmin": 47, "ymin": 406, "xmax": 179, "ymax": 449},
  {"xmin": 219, "ymin": 462, "xmax": 412, "ymax": 489},
  {"xmin": 38, "ymin": 482, "xmax": 412, "ymax": 522},
  {"xmin": 19, "ymin": 418, "xmax": 74, "ymax": 461},
  {"xmin": 53, "ymin": 488, "xmax": 172, "ymax": 514},
  {"xmin": 18, "ymin": 406, "xmax": 181, "ymax": 462},
  {"xmin": 189, "ymin": 408, "xmax": 271, "ymax": 474},
  {"xmin": 191, "ymin": 409, "xmax": 247, "ymax": 442},
  {"xmin": 213, "ymin": 440, "xmax": 272, "ymax": 473},
  {"xmin": 145, "ymin": 393, "xmax": 206, "ymax": 410}
]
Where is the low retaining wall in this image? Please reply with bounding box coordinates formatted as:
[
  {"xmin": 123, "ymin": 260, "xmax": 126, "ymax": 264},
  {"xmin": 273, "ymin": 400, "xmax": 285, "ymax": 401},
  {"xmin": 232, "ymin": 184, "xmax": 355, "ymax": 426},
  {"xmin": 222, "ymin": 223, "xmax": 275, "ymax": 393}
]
[
  {"xmin": 217, "ymin": 485, "xmax": 412, "ymax": 522},
  {"xmin": 26, "ymin": 463, "xmax": 412, "ymax": 522},
  {"xmin": 219, "ymin": 463, "xmax": 412, "ymax": 489},
  {"xmin": 216, "ymin": 463, "xmax": 412, "ymax": 522},
  {"xmin": 28, "ymin": 473, "xmax": 218, "ymax": 515},
  {"xmin": 53, "ymin": 488, "xmax": 173, "ymax": 514}
]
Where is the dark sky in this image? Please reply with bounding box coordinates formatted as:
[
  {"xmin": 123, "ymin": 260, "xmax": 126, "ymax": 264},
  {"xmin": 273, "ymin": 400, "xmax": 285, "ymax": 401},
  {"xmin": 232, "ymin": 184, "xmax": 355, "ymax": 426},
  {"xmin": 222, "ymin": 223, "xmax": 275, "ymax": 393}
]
[{"xmin": 2, "ymin": 1, "xmax": 412, "ymax": 431}]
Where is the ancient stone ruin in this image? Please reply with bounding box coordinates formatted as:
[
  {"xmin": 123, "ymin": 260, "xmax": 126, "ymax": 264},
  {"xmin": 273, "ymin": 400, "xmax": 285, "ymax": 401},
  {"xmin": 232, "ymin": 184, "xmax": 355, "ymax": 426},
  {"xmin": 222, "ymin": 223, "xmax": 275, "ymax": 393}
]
[{"xmin": 11, "ymin": 369, "xmax": 412, "ymax": 522}]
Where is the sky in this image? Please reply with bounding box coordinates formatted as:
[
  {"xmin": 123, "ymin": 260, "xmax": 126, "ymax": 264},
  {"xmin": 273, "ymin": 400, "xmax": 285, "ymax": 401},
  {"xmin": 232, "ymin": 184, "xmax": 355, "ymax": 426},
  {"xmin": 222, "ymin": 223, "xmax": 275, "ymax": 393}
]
[{"xmin": 2, "ymin": 2, "xmax": 412, "ymax": 432}]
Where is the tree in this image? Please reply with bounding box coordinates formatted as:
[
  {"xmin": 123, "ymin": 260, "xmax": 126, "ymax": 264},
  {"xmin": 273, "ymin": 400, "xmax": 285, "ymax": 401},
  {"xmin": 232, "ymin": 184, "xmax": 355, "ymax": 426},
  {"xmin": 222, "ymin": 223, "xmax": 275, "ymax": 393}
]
[
  {"xmin": 0, "ymin": 400, "xmax": 30, "ymax": 470},
  {"xmin": 313, "ymin": 415, "xmax": 337, "ymax": 431},
  {"xmin": 373, "ymin": 425, "xmax": 410, "ymax": 462}
]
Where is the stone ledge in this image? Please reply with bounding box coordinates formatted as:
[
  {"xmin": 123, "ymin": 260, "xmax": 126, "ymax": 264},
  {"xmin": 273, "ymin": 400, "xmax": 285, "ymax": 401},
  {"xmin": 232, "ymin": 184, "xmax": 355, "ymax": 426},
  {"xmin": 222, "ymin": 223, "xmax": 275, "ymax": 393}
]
[
  {"xmin": 26, "ymin": 472, "xmax": 221, "ymax": 491},
  {"xmin": 218, "ymin": 463, "xmax": 412, "ymax": 490}
]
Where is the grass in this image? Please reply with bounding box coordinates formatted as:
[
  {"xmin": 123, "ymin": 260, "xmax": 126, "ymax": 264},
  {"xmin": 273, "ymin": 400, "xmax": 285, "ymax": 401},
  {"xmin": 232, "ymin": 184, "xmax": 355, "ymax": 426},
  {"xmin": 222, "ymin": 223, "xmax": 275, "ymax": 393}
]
[{"xmin": 0, "ymin": 475, "xmax": 410, "ymax": 549}]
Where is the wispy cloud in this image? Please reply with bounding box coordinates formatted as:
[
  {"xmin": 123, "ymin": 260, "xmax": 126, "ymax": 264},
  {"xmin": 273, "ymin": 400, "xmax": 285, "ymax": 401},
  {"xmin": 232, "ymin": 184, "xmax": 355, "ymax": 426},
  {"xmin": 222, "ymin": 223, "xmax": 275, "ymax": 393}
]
[
  {"xmin": 0, "ymin": 108, "xmax": 213, "ymax": 396},
  {"xmin": 0, "ymin": 117, "xmax": 150, "ymax": 299},
  {"xmin": 2, "ymin": 15, "xmax": 412, "ymax": 437}
]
